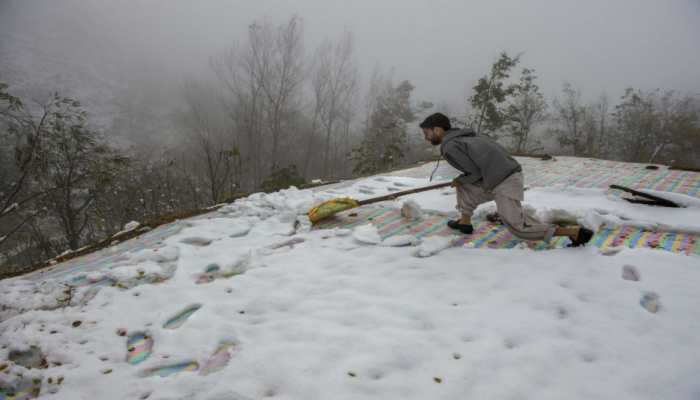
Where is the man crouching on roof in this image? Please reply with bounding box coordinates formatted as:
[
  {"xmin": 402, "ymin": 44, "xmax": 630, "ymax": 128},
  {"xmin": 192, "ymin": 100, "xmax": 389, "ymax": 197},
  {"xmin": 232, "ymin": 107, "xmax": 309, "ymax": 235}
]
[{"xmin": 420, "ymin": 112, "xmax": 593, "ymax": 247}]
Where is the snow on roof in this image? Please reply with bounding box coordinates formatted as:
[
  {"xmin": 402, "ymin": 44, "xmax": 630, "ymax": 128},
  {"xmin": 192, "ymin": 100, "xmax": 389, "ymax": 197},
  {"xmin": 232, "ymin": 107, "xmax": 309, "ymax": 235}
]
[{"xmin": 1, "ymin": 157, "xmax": 699, "ymax": 399}]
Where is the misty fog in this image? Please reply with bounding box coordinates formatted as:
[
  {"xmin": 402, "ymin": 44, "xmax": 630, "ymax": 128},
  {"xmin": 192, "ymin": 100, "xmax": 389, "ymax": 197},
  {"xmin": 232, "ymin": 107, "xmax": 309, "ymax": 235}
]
[{"xmin": 2, "ymin": 0, "xmax": 699, "ymax": 107}]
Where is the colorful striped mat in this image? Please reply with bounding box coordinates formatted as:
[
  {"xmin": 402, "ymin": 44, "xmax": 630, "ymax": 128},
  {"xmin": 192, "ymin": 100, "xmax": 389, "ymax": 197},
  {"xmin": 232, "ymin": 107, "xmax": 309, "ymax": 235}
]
[
  {"xmin": 24, "ymin": 222, "xmax": 184, "ymax": 282},
  {"xmin": 520, "ymin": 158, "xmax": 700, "ymax": 198},
  {"xmin": 314, "ymin": 206, "xmax": 700, "ymax": 256}
]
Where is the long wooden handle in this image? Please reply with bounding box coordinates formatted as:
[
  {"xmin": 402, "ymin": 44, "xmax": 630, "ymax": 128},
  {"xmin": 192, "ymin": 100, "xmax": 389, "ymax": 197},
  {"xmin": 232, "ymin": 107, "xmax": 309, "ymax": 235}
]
[
  {"xmin": 610, "ymin": 184, "xmax": 681, "ymax": 208},
  {"xmin": 357, "ymin": 181, "xmax": 452, "ymax": 206}
]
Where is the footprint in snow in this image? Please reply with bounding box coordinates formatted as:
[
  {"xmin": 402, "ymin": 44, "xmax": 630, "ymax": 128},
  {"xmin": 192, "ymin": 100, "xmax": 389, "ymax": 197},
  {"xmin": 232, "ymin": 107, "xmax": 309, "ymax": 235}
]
[
  {"xmin": 267, "ymin": 237, "xmax": 305, "ymax": 250},
  {"xmin": 126, "ymin": 332, "xmax": 154, "ymax": 365},
  {"xmin": 195, "ymin": 255, "xmax": 252, "ymax": 284},
  {"xmin": 180, "ymin": 237, "xmax": 214, "ymax": 246},
  {"xmin": 163, "ymin": 304, "xmax": 203, "ymax": 329},
  {"xmin": 229, "ymin": 226, "xmax": 251, "ymax": 238},
  {"xmin": 204, "ymin": 391, "xmax": 253, "ymax": 400},
  {"xmin": 640, "ymin": 292, "xmax": 660, "ymax": 313},
  {"xmin": 622, "ymin": 265, "xmax": 640, "ymax": 281},
  {"xmin": 199, "ymin": 343, "xmax": 236, "ymax": 376},
  {"xmin": 138, "ymin": 361, "xmax": 199, "ymax": 378},
  {"xmin": 8, "ymin": 346, "xmax": 46, "ymax": 369},
  {"xmin": 555, "ymin": 305, "xmax": 569, "ymax": 319},
  {"xmin": 0, "ymin": 377, "xmax": 41, "ymax": 399},
  {"xmin": 600, "ymin": 246, "xmax": 623, "ymax": 256},
  {"xmin": 195, "ymin": 263, "xmax": 222, "ymax": 284}
]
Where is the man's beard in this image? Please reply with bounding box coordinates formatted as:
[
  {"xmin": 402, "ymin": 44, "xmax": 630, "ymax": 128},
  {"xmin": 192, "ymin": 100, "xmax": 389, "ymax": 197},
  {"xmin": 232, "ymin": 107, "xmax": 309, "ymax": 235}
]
[{"xmin": 430, "ymin": 137, "xmax": 441, "ymax": 145}]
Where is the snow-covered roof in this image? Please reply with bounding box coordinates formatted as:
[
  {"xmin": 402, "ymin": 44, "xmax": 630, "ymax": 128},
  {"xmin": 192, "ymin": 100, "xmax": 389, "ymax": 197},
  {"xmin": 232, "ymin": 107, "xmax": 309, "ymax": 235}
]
[{"xmin": 1, "ymin": 157, "xmax": 699, "ymax": 399}]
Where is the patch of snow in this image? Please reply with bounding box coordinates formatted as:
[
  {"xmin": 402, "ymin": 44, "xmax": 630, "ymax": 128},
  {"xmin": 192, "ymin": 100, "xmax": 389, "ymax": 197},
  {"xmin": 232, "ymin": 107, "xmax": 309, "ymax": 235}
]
[
  {"xmin": 124, "ymin": 221, "xmax": 140, "ymax": 231},
  {"xmin": 58, "ymin": 249, "xmax": 74, "ymax": 257},
  {"xmin": 109, "ymin": 261, "xmax": 165, "ymax": 281},
  {"xmin": 353, "ymin": 224, "xmax": 382, "ymax": 245},
  {"xmin": 414, "ymin": 236, "xmax": 455, "ymax": 257},
  {"xmin": 1, "ymin": 202, "xmax": 18, "ymax": 216},
  {"xmin": 380, "ymin": 235, "xmax": 420, "ymax": 247},
  {"xmin": 228, "ymin": 223, "xmax": 252, "ymax": 238},
  {"xmin": 400, "ymin": 199, "xmax": 423, "ymax": 220},
  {"xmin": 333, "ymin": 228, "xmax": 352, "ymax": 237},
  {"xmin": 129, "ymin": 247, "xmax": 179, "ymax": 264}
]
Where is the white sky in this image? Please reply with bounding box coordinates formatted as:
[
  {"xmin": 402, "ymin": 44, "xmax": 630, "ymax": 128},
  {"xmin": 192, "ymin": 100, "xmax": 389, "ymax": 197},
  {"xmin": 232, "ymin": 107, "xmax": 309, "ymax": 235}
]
[{"xmin": 1, "ymin": 0, "xmax": 699, "ymax": 109}]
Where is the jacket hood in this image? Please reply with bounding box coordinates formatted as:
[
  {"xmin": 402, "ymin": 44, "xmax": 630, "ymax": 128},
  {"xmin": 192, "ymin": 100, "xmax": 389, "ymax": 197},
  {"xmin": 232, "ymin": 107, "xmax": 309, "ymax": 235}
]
[{"xmin": 442, "ymin": 128, "xmax": 476, "ymax": 144}]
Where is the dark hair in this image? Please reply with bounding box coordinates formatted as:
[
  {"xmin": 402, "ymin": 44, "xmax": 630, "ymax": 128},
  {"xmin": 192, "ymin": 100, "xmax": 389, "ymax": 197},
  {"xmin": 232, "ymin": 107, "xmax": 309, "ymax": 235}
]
[{"xmin": 419, "ymin": 113, "xmax": 451, "ymax": 130}]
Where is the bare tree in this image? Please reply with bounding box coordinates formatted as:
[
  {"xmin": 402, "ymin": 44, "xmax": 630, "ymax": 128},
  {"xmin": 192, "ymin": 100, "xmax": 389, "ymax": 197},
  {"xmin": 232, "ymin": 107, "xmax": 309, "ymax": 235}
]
[
  {"xmin": 38, "ymin": 103, "xmax": 126, "ymax": 249},
  {"xmin": 362, "ymin": 66, "xmax": 386, "ymax": 138},
  {"xmin": 336, "ymin": 100, "xmax": 357, "ymax": 178},
  {"xmin": 353, "ymin": 72, "xmax": 417, "ymax": 175},
  {"xmin": 651, "ymin": 91, "xmax": 699, "ymax": 164},
  {"xmin": 663, "ymin": 94, "xmax": 700, "ymax": 167},
  {"xmin": 302, "ymin": 46, "xmax": 331, "ymax": 179},
  {"xmin": 213, "ymin": 16, "xmax": 305, "ymax": 187},
  {"xmin": 179, "ymin": 80, "xmax": 239, "ymax": 204},
  {"xmin": 611, "ymin": 89, "xmax": 700, "ymax": 164},
  {"xmin": 213, "ymin": 41, "xmax": 263, "ymax": 189},
  {"xmin": 265, "ymin": 16, "xmax": 305, "ymax": 169},
  {"xmin": 593, "ymin": 93, "xmax": 610, "ymax": 157},
  {"xmin": 308, "ymin": 31, "xmax": 358, "ymax": 178},
  {"xmin": 1, "ymin": 88, "xmax": 30, "ymax": 245},
  {"xmin": 611, "ymin": 88, "xmax": 660, "ymax": 162},
  {"xmin": 0, "ymin": 85, "xmax": 97, "ymax": 247},
  {"xmin": 0, "ymin": 90, "xmax": 128, "ymax": 251},
  {"xmin": 1, "ymin": 84, "xmax": 47, "ymax": 240},
  {"xmin": 550, "ymin": 83, "xmax": 591, "ymax": 156}
]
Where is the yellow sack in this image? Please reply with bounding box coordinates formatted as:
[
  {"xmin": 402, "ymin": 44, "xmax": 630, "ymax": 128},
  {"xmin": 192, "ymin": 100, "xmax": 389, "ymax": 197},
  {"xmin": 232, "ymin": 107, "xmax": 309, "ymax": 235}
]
[{"xmin": 307, "ymin": 197, "xmax": 360, "ymax": 223}]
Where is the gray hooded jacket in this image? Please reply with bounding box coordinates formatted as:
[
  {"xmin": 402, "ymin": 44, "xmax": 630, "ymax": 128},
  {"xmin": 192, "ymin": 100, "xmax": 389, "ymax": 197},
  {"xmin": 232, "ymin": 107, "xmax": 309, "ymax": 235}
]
[{"xmin": 440, "ymin": 129, "xmax": 521, "ymax": 191}]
